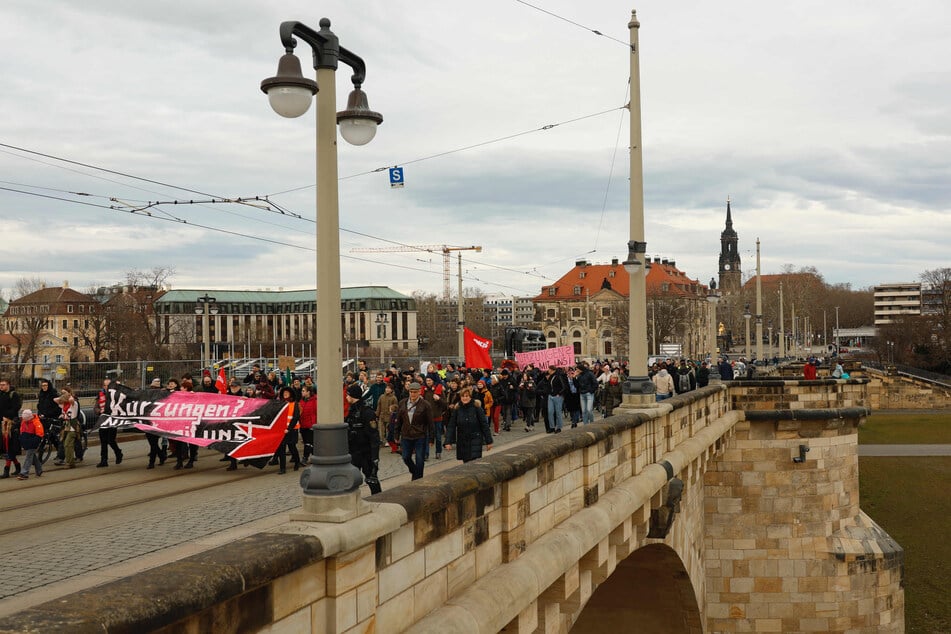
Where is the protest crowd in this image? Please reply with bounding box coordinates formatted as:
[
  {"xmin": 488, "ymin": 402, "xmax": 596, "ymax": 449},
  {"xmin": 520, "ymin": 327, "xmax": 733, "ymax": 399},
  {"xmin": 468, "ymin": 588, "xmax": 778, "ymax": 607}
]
[{"xmin": 1, "ymin": 353, "xmax": 784, "ymax": 491}]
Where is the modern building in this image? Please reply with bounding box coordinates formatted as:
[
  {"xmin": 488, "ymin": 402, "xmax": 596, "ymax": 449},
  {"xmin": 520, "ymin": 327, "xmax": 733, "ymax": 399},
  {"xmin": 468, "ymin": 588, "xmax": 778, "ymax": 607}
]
[{"xmin": 873, "ymin": 283, "xmax": 923, "ymax": 325}]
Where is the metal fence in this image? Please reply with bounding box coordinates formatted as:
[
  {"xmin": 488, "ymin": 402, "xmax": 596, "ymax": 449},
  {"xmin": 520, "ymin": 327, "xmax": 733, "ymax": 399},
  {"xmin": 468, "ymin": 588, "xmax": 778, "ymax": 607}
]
[{"xmin": 1, "ymin": 355, "xmax": 467, "ymax": 395}]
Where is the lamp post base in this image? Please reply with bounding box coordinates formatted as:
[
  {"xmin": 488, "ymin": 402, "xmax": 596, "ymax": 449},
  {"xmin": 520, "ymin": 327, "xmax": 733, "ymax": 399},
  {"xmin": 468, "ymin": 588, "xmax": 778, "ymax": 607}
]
[
  {"xmin": 621, "ymin": 376, "xmax": 656, "ymax": 407},
  {"xmin": 294, "ymin": 424, "xmax": 368, "ymax": 522}
]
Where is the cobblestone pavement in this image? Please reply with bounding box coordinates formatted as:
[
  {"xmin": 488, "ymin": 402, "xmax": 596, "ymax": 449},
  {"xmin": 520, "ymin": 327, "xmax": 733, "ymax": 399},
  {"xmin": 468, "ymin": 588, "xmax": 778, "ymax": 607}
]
[{"xmin": 0, "ymin": 420, "xmax": 554, "ymax": 616}]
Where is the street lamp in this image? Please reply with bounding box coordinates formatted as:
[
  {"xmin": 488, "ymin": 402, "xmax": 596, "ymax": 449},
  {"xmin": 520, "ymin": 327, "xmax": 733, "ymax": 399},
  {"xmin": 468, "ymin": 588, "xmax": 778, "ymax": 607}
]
[
  {"xmin": 743, "ymin": 304, "xmax": 752, "ymax": 362},
  {"xmin": 621, "ymin": 11, "xmax": 654, "ymax": 404},
  {"xmin": 768, "ymin": 322, "xmax": 774, "ymax": 360},
  {"xmin": 375, "ymin": 312, "xmax": 388, "ymax": 369},
  {"xmin": 707, "ymin": 281, "xmax": 721, "ymax": 382},
  {"xmin": 262, "ymin": 18, "xmax": 382, "ymax": 509},
  {"xmin": 194, "ymin": 294, "xmax": 218, "ymax": 371}
]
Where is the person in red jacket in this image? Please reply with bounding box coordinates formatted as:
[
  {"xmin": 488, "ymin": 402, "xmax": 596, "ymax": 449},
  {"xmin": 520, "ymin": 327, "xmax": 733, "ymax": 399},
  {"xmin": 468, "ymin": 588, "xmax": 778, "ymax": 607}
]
[
  {"xmin": 17, "ymin": 409, "xmax": 43, "ymax": 480},
  {"xmin": 299, "ymin": 385, "xmax": 317, "ymax": 461},
  {"xmin": 803, "ymin": 360, "xmax": 818, "ymax": 380}
]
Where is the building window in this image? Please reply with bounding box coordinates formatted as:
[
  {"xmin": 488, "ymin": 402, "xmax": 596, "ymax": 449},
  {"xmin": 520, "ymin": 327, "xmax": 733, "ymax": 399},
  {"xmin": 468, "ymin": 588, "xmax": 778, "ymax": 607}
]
[
  {"xmin": 573, "ymin": 286, "xmax": 581, "ymax": 296},
  {"xmin": 67, "ymin": 305, "xmax": 74, "ymax": 313},
  {"xmin": 62, "ymin": 319, "xmax": 68, "ymax": 329},
  {"xmin": 73, "ymin": 320, "xmax": 79, "ymax": 329},
  {"xmin": 604, "ymin": 341, "xmax": 612, "ymax": 355},
  {"xmin": 546, "ymin": 309, "xmax": 555, "ymax": 318},
  {"xmin": 573, "ymin": 330, "xmax": 582, "ymax": 338},
  {"xmin": 661, "ymin": 283, "xmax": 669, "ymax": 292},
  {"xmin": 79, "ymin": 305, "xmax": 84, "ymax": 313},
  {"xmin": 602, "ymin": 307, "xmax": 611, "ymax": 317},
  {"xmin": 572, "ymin": 308, "xmax": 581, "ymax": 318},
  {"xmin": 55, "ymin": 354, "xmax": 63, "ymax": 363},
  {"xmin": 609, "ymin": 270, "xmax": 615, "ymax": 278},
  {"xmin": 548, "ymin": 287, "xmax": 556, "ymax": 296},
  {"xmin": 579, "ymin": 271, "xmax": 586, "ymax": 279},
  {"xmin": 73, "ymin": 337, "xmax": 79, "ymax": 347}
]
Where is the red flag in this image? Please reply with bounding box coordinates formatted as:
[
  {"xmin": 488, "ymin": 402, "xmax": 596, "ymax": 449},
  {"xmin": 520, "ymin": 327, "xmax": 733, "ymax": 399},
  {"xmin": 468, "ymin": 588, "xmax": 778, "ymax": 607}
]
[
  {"xmin": 215, "ymin": 368, "xmax": 228, "ymax": 394},
  {"xmin": 463, "ymin": 327, "xmax": 493, "ymax": 369}
]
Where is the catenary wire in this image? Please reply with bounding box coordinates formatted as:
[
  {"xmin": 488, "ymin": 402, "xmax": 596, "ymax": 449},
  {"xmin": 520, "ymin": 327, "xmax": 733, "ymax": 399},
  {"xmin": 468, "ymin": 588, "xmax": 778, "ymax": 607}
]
[{"xmin": 513, "ymin": 0, "xmax": 631, "ymax": 48}]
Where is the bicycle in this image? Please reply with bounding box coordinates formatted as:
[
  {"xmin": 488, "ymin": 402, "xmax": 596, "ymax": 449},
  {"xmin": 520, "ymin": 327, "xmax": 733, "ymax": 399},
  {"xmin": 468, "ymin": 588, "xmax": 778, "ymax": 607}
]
[{"xmin": 37, "ymin": 414, "xmax": 88, "ymax": 465}]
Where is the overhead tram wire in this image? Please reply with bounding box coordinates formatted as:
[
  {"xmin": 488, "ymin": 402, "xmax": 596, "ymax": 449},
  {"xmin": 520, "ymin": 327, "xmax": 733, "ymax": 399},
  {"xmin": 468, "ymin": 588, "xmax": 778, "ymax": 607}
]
[
  {"xmin": 0, "ymin": 144, "xmax": 307, "ymax": 230},
  {"xmin": 264, "ymin": 106, "xmax": 625, "ymax": 196},
  {"xmin": 591, "ymin": 78, "xmax": 631, "ymax": 254},
  {"xmin": 0, "ymin": 184, "xmax": 535, "ymax": 295},
  {"xmin": 513, "ymin": 0, "xmax": 632, "ymax": 48}
]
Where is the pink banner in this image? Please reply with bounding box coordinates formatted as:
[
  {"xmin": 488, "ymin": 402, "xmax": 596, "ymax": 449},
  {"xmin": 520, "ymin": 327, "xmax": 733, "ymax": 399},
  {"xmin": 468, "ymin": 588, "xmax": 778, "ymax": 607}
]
[{"xmin": 513, "ymin": 346, "xmax": 575, "ymax": 370}]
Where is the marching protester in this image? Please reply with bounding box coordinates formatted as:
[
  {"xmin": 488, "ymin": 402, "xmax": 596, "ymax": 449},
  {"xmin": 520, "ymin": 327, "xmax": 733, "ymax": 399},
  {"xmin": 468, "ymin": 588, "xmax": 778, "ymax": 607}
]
[
  {"xmin": 16, "ymin": 409, "xmax": 43, "ymax": 480},
  {"xmin": 344, "ymin": 383, "xmax": 382, "ymax": 494},
  {"xmin": 396, "ymin": 382, "xmax": 434, "ymax": 480},
  {"xmin": 299, "ymin": 385, "xmax": 317, "ymax": 462},
  {"xmin": 55, "ymin": 386, "xmax": 83, "ymax": 469},
  {"xmin": 275, "ymin": 386, "xmax": 302, "ymax": 474},
  {"xmin": 0, "ymin": 379, "xmax": 23, "ymax": 478},
  {"xmin": 444, "ymin": 387, "xmax": 493, "ymax": 463},
  {"xmin": 1, "ymin": 411, "xmax": 20, "ymax": 479},
  {"xmin": 95, "ymin": 378, "xmax": 123, "ymax": 468}
]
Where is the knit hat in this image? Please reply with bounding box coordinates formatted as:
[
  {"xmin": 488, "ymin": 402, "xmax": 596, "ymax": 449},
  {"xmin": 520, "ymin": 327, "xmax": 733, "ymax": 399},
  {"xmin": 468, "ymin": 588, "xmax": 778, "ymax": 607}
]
[
  {"xmin": 347, "ymin": 384, "xmax": 364, "ymax": 399},
  {"xmin": 150, "ymin": 377, "xmax": 162, "ymax": 387},
  {"xmin": 20, "ymin": 409, "xmax": 34, "ymax": 421}
]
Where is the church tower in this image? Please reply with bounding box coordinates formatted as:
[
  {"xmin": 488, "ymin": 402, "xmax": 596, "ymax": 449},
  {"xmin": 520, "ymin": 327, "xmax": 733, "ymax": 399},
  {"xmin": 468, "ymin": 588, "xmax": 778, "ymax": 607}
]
[{"xmin": 718, "ymin": 198, "xmax": 742, "ymax": 293}]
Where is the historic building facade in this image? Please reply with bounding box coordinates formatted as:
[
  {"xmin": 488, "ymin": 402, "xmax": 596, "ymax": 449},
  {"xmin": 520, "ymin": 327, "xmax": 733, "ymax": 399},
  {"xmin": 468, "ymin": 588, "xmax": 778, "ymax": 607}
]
[
  {"xmin": 533, "ymin": 258, "xmax": 711, "ymax": 361},
  {"xmin": 153, "ymin": 286, "xmax": 418, "ymax": 359}
]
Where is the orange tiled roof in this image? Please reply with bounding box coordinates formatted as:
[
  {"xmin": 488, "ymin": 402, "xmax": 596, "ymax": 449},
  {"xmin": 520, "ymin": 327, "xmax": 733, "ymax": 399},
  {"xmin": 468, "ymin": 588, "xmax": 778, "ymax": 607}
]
[{"xmin": 534, "ymin": 258, "xmax": 708, "ymax": 301}]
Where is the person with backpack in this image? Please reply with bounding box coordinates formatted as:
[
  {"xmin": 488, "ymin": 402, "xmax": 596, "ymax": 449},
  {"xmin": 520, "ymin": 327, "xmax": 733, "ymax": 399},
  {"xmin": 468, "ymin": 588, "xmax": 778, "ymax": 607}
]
[{"xmin": 16, "ymin": 409, "xmax": 44, "ymax": 480}]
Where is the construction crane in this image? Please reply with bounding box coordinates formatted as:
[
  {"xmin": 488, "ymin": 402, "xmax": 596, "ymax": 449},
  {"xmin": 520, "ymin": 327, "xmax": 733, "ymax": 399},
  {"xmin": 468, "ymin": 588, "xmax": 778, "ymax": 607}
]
[{"xmin": 350, "ymin": 244, "xmax": 482, "ymax": 300}]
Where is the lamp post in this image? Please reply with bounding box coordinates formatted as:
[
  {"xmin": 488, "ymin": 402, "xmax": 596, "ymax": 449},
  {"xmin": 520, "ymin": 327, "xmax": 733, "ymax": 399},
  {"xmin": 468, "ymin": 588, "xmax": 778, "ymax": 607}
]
[
  {"xmin": 707, "ymin": 283, "xmax": 721, "ymax": 382},
  {"xmin": 834, "ymin": 305, "xmax": 840, "ymax": 355},
  {"xmin": 755, "ymin": 238, "xmax": 763, "ymax": 363},
  {"xmin": 621, "ymin": 11, "xmax": 654, "ymax": 403},
  {"xmin": 194, "ymin": 294, "xmax": 218, "ymax": 371},
  {"xmin": 375, "ymin": 311, "xmax": 388, "ymax": 369},
  {"xmin": 768, "ymin": 323, "xmax": 773, "ymax": 360},
  {"xmin": 743, "ymin": 305, "xmax": 751, "ymax": 361},
  {"xmin": 261, "ymin": 18, "xmax": 382, "ymax": 510}
]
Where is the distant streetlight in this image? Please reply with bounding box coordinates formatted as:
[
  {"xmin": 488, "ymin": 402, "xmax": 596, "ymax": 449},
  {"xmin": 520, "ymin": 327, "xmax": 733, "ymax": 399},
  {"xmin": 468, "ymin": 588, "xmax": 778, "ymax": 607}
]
[
  {"xmin": 707, "ymin": 282, "xmax": 720, "ymax": 382},
  {"xmin": 262, "ymin": 17, "xmax": 382, "ymax": 507},
  {"xmin": 194, "ymin": 294, "xmax": 218, "ymax": 370},
  {"xmin": 375, "ymin": 312, "xmax": 388, "ymax": 368},
  {"xmin": 743, "ymin": 304, "xmax": 752, "ymax": 361}
]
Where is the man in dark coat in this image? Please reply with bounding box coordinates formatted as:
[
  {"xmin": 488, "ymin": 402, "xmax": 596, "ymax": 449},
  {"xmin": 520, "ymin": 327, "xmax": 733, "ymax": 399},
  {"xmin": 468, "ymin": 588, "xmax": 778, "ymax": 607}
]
[
  {"xmin": 344, "ymin": 383, "xmax": 382, "ymax": 494},
  {"xmin": 396, "ymin": 382, "xmax": 434, "ymax": 480},
  {"xmin": 444, "ymin": 387, "xmax": 493, "ymax": 463}
]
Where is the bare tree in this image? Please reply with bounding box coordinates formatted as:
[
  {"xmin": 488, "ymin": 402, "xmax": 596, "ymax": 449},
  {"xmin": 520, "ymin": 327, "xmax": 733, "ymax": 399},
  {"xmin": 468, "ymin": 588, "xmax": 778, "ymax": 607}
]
[{"xmin": 12, "ymin": 276, "xmax": 46, "ymax": 299}]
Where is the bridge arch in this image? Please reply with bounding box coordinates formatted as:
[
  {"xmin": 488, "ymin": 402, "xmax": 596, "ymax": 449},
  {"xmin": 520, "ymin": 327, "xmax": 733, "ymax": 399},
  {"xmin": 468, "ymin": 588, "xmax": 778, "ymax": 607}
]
[{"xmin": 572, "ymin": 543, "xmax": 702, "ymax": 633}]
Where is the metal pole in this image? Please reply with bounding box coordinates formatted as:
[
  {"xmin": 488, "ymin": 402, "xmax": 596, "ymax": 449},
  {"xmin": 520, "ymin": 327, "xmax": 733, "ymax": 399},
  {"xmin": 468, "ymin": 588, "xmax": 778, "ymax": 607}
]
[
  {"xmin": 834, "ymin": 306, "xmax": 840, "ymax": 353},
  {"xmin": 457, "ymin": 252, "xmax": 464, "ymax": 362},
  {"xmin": 755, "ymin": 238, "xmax": 763, "ymax": 362},
  {"xmin": 778, "ymin": 282, "xmax": 785, "ymax": 359},
  {"xmin": 203, "ymin": 302, "xmax": 211, "ymax": 372},
  {"xmin": 623, "ymin": 10, "xmax": 653, "ymax": 400}
]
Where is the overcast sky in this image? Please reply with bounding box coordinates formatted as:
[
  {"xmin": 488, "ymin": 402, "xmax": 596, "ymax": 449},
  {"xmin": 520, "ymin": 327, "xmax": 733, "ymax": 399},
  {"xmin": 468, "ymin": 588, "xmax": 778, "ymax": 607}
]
[{"xmin": 1, "ymin": 0, "xmax": 948, "ymax": 301}]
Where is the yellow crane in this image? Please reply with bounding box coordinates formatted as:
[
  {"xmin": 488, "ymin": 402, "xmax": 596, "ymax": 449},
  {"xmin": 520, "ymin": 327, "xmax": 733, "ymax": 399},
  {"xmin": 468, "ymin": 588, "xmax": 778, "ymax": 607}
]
[{"xmin": 350, "ymin": 244, "xmax": 482, "ymax": 299}]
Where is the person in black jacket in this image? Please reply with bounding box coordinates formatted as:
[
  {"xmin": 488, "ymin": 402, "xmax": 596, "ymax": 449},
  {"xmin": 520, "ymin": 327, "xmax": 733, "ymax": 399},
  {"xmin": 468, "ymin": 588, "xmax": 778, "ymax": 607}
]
[
  {"xmin": 575, "ymin": 362, "xmax": 598, "ymax": 424},
  {"xmin": 444, "ymin": 387, "xmax": 493, "ymax": 463},
  {"xmin": 276, "ymin": 386, "xmax": 302, "ymax": 475},
  {"xmin": 546, "ymin": 366, "xmax": 569, "ymax": 433},
  {"xmin": 344, "ymin": 383, "xmax": 381, "ymax": 494},
  {"xmin": 0, "ymin": 379, "xmax": 22, "ymax": 477}
]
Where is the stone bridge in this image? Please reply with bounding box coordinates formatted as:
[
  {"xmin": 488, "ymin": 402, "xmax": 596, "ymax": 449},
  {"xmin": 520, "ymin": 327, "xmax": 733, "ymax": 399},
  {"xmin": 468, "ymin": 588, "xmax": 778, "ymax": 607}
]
[{"xmin": 3, "ymin": 379, "xmax": 904, "ymax": 633}]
